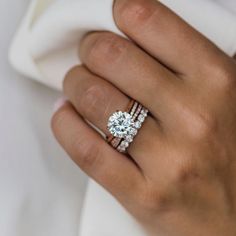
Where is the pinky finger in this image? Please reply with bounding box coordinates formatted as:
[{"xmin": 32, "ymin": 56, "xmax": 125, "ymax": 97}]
[{"xmin": 51, "ymin": 100, "xmax": 144, "ymax": 205}]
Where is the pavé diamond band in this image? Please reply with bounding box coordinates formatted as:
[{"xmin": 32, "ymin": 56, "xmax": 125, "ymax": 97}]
[{"xmin": 107, "ymin": 100, "xmax": 149, "ymax": 153}]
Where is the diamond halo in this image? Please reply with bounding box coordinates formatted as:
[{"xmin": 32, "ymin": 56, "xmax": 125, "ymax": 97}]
[
  {"xmin": 107, "ymin": 111, "xmax": 135, "ymax": 138},
  {"xmin": 107, "ymin": 101, "xmax": 149, "ymax": 153}
]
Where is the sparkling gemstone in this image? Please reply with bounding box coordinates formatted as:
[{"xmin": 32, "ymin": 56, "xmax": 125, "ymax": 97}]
[
  {"xmin": 138, "ymin": 114, "xmax": 145, "ymax": 122},
  {"xmin": 141, "ymin": 110, "xmax": 145, "ymax": 115},
  {"xmin": 121, "ymin": 140, "xmax": 129, "ymax": 148},
  {"xmin": 130, "ymin": 128, "xmax": 138, "ymax": 136},
  {"xmin": 108, "ymin": 111, "xmax": 135, "ymax": 138},
  {"xmin": 142, "ymin": 111, "xmax": 148, "ymax": 117},
  {"xmin": 142, "ymin": 109, "xmax": 148, "ymax": 116},
  {"xmin": 118, "ymin": 145, "xmax": 126, "ymax": 152},
  {"xmin": 135, "ymin": 121, "xmax": 141, "ymax": 129},
  {"xmin": 126, "ymin": 135, "xmax": 133, "ymax": 143}
]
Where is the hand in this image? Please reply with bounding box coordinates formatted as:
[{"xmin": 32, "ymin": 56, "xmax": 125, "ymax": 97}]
[{"xmin": 51, "ymin": 0, "xmax": 236, "ymax": 235}]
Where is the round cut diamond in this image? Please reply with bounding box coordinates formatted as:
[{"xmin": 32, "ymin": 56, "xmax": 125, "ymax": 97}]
[
  {"xmin": 141, "ymin": 109, "xmax": 147, "ymax": 115},
  {"xmin": 138, "ymin": 114, "xmax": 145, "ymax": 122},
  {"xmin": 126, "ymin": 135, "xmax": 133, "ymax": 143},
  {"xmin": 135, "ymin": 121, "xmax": 141, "ymax": 129},
  {"xmin": 130, "ymin": 128, "xmax": 138, "ymax": 136},
  {"xmin": 121, "ymin": 140, "xmax": 129, "ymax": 148},
  {"xmin": 108, "ymin": 111, "xmax": 135, "ymax": 138}
]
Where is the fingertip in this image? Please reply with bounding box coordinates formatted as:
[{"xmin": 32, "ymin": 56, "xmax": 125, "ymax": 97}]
[{"xmin": 53, "ymin": 97, "xmax": 68, "ymax": 113}]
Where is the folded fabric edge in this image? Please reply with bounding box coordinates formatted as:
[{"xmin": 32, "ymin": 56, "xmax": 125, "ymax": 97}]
[
  {"xmin": 9, "ymin": 0, "xmax": 236, "ymax": 93},
  {"xmin": 8, "ymin": 0, "xmax": 53, "ymax": 88}
]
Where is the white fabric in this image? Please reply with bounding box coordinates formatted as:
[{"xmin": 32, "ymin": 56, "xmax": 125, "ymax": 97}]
[
  {"xmin": 9, "ymin": 0, "xmax": 236, "ymax": 91},
  {"xmin": 1, "ymin": 1, "xmax": 87, "ymax": 236},
  {"xmin": 79, "ymin": 181, "xmax": 145, "ymax": 236},
  {"xmin": 4, "ymin": 1, "xmax": 236, "ymax": 236},
  {"xmin": 215, "ymin": 0, "xmax": 236, "ymax": 14}
]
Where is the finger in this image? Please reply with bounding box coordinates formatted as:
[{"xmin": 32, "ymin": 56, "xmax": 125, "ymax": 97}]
[
  {"xmin": 63, "ymin": 66, "xmax": 129, "ymax": 137},
  {"xmin": 51, "ymin": 101, "xmax": 144, "ymax": 204},
  {"xmin": 113, "ymin": 0, "xmax": 224, "ymax": 76},
  {"xmin": 79, "ymin": 32, "xmax": 181, "ymax": 119},
  {"xmin": 63, "ymin": 66, "xmax": 164, "ymax": 168}
]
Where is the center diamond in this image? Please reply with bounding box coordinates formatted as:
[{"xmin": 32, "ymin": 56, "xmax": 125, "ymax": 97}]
[{"xmin": 108, "ymin": 111, "xmax": 134, "ymax": 138}]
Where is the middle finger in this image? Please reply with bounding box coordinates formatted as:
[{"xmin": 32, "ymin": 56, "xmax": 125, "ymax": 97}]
[{"xmin": 79, "ymin": 32, "xmax": 182, "ymax": 121}]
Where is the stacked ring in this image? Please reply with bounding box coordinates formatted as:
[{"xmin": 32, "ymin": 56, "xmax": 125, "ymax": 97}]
[{"xmin": 107, "ymin": 100, "xmax": 149, "ymax": 153}]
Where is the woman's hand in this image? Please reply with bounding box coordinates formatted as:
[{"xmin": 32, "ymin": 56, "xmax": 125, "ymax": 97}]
[{"xmin": 51, "ymin": 0, "xmax": 236, "ymax": 235}]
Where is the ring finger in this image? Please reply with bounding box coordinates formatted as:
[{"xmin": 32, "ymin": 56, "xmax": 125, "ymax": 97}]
[{"xmin": 63, "ymin": 65, "xmax": 164, "ymax": 169}]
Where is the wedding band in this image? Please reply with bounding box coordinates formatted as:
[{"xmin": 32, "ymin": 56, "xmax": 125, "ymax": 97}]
[{"xmin": 107, "ymin": 100, "xmax": 149, "ymax": 153}]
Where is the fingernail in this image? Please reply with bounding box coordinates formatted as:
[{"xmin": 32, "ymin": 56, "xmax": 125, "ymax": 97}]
[{"xmin": 53, "ymin": 97, "xmax": 67, "ymax": 113}]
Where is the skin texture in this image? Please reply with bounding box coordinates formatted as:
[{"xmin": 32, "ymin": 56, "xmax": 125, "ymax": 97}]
[{"xmin": 51, "ymin": 0, "xmax": 236, "ymax": 235}]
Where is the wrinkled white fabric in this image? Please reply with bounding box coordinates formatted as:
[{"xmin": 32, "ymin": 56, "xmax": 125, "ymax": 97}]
[
  {"xmin": 9, "ymin": 0, "xmax": 236, "ymax": 91},
  {"xmin": 1, "ymin": 1, "xmax": 87, "ymax": 236},
  {"xmin": 6, "ymin": 1, "xmax": 236, "ymax": 236}
]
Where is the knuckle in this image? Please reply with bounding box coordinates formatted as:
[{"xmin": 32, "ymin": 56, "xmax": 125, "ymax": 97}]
[
  {"xmin": 185, "ymin": 110, "xmax": 218, "ymax": 141},
  {"xmin": 172, "ymin": 161, "xmax": 201, "ymax": 185},
  {"xmin": 207, "ymin": 60, "xmax": 236, "ymax": 93},
  {"xmin": 215, "ymin": 68, "xmax": 235, "ymax": 91},
  {"xmin": 193, "ymin": 114, "xmax": 218, "ymax": 140},
  {"xmin": 81, "ymin": 85, "xmax": 106, "ymax": 119},
  {"xmin": 63, "ymin": 66, "xmax": 85, "ymax": 92},
  {"xmin": 137, "ymin": 185, "xmax": 170, "ymax": 213},
  {"xmin": 51, "ymin": 106, "xmax": 68, "ymax": 133},
  {"xmin": 87, "ymin": 33, "xmax": 128, "ymax": 66},
  {"xmin": 220, "ymin": 74, "xmax": 236, "ymax": 95},
  {"xmin": 74, "ymin": 138, "xmax": 103, "ymax": 170},
  {"xmin": 115, "ymin": 0, "xmax": 155, "ymax": 30}
]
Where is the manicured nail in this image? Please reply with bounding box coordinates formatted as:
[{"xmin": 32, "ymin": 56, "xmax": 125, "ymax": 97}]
[{"xmin": 53, "ymin": 97, "xmax": 67, "ymax": 113}]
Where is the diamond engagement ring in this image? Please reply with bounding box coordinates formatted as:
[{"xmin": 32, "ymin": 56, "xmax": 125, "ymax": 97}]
[{"xmin": 107, "ymin": 100, "xmax": 149, "ymax": 153}]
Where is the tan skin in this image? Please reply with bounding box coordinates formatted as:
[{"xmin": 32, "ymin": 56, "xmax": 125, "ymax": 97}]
[{"xmin": 51, "ymin": 0, "xmax": 236, "ymax": 235}]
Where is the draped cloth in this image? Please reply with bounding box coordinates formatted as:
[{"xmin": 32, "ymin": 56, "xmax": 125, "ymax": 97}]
[
  {"xmin": 9, "ymin": 0, "xmax": 236, "ymax": 91},
  {"xmin": 8, "ymin": 1, "xmax": 236, "ymax": 235}
]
